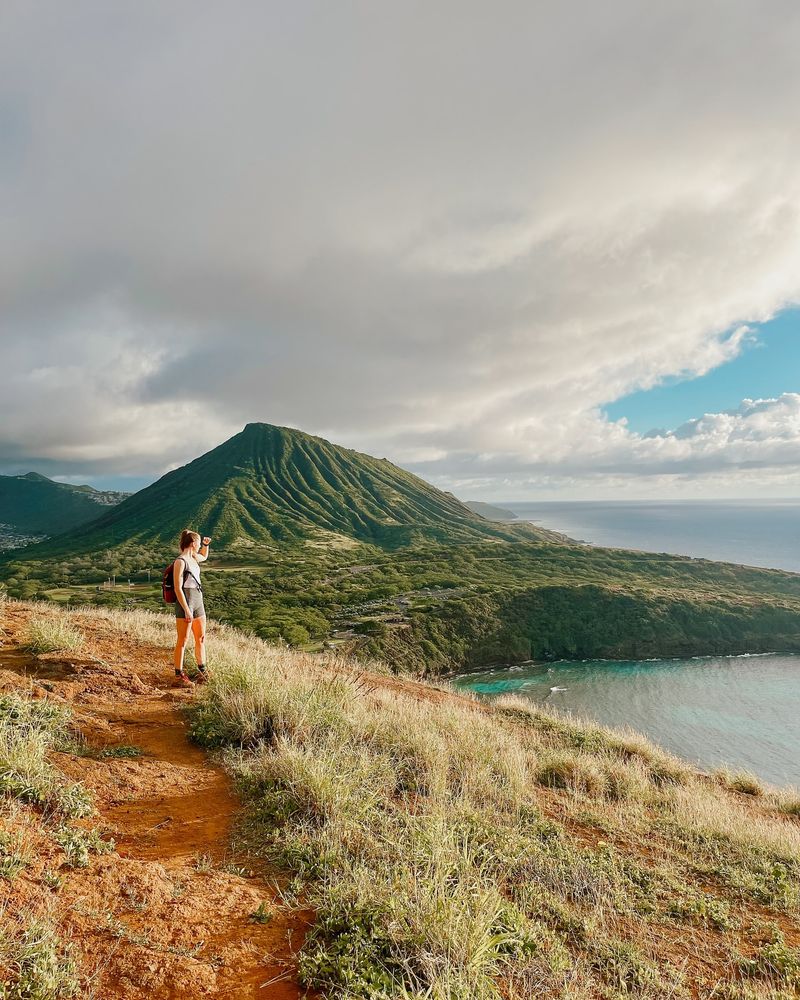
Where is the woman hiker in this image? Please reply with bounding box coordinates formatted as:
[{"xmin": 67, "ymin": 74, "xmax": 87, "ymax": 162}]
[{"xmin": 173, "ymin": 529, "xmax": 211, "ymax": 687}]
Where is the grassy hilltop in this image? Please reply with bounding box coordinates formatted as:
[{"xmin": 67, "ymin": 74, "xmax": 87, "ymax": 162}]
[
  {"xmin": 3, "ymin": 423, "xmax": 800, "ymax": 673},
  {"xmin": 1, "ymin": 600, "xmax": 799, "ymax": 999}
]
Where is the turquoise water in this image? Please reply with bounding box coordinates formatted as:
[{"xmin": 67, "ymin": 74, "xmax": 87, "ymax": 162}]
[{"xmin": 452, "ymin": 654, "xmax": 800, "ymax": 787}]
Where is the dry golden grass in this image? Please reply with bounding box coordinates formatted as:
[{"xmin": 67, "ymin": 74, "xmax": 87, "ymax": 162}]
[
  {"xmin": 21, "ymin": 613, "xmax": 84, "ymax": 655},
  {"xmin": 176, "ymin": 609, "xmax": 800, "ymax": 997}
]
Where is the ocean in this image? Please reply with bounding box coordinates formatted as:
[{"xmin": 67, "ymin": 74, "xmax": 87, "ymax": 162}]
[
  {"xmin": 453, "ymin": 499, "xmax": 800, "ymax": 786},
  {"xmin": 504, "ymin": 499, "xmax": 800, "ymax": 573}
]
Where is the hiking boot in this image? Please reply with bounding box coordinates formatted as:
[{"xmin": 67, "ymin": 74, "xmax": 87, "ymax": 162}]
[
  {"xmin": 194, "ymin": 665, "xmax": 209, "ymax": 685},
  {"xmin": 175, "ymin": 670, "xmax": 194, "ymax": 689}
]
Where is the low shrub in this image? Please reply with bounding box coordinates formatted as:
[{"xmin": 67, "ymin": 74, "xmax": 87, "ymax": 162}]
[
  {"xmin": 535, "ymin": 754, "xmax": 607, "ymax": 798},
  {"xmin": 716, "ymin": 769, "xmax": 765, "ymax": 797},
  {"xmin": 740, "ymin": 928, "xmax": 800, "ymax": 988},
  {"xmin": 589, "ymin": 938, "xmax": 664, "ymax": 995},
  {"xmin": 299, "ymin": 897, "xmax": 405, "ymax": 998},
  {"xmin": 0, "ymin": 917, "xmax": 79, "ymax": 999},
  {"xmin": 0, "ymin": 695, "xmax": 93, "ymax": 818},
  {"xmin": 54, "ymin": 826, "xmax": 115, "ymax": 868},
  {"xmin": 666, "ymin": 890, "xmax": 736, "ymax": 930},
  {"xmin": 0, "ymin": 827, "xmax": 32, "ymax": 883},
  {"xmin": 21, "ymin": 616, "xmax": 84, "ymax": 655}
]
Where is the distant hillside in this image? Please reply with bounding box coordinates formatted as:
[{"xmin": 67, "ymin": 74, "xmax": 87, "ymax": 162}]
[
  {"xmin": 0, "ymin": 472, "xmax": 128, "ymax": 544},
  {"xmin": 21, "ymin": 423, "xmax": 543, "ymax": 554},
  {"xmin": 464, "ymin": 500, "xmax": 518, "ymax": 521}
]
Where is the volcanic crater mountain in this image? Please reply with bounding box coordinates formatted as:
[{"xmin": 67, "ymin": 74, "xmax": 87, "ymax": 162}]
[{"xmin": 39, "ymin": 423, "xmax": 534, "ymax": 553}]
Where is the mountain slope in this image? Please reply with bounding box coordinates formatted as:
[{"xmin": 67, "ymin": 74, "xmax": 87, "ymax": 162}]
[
  {"xmin": 28, "ymin": 423, "xmax": 536, "ymax": 552},
  {"xmin": 0, "ymin": 472, "xmax": 125, "ymax": 538}
]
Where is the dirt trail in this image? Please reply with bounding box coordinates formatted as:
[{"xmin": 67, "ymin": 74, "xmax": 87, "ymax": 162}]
[
  {"xmin": 101, "ymin": 698, "xmax": 239, "ymax": 863},
  {"xmin": 0, "ymin": 604, "xmax": 310, "ymax": 999}
]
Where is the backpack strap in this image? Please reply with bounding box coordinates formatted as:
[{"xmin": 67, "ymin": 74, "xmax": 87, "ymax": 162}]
[{"xmin": 176, "ymin": 556, "xmax": 202, "ymax": 592}]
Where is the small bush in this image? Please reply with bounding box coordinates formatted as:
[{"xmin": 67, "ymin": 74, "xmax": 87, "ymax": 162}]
[
  {"xmin": 589, "ymin": 939, "xmax": 663, "ymax": 994},
  {"xmin": 777, "ymin": 798, "xmax": 800, "ymax": 818},
  {"xmin": 0, "ymin": 918, "xmax": 79, "ymax": 999},
  {"xmin": 42, "ymin": 868, "xmax": 63, "ymax": 890},
  {"xmin": 666, "ymin": 890, "xmax": 735, "ymax": 930},
  {"xmin": 740, "ymin": 928, "xmax": 800, "ymax": 988},
  {"xmin": 602, "ymin": 760, "xmax": 652, "ymax": 802},
  {"xmin": 535, "ymin": 754, "xmax": 606, "ymax": 798},
  {"xmin": 52, "ymin": 783, "xmax": 94, "ymax": 819},
  {"xmin": 22, "ymin": 616, "xmax": 84, "ymax": 655},
  {"xmin": 0, "ymin": 830, "xmax": 30, "ymax": 882},
  {"xmin": 0, "ymin": 694, "xmax": 92, "ymax": 817},
  {"xmin": 249, "ymin": 902, "xmax": 273, "ymax": 924},
  {"xmin": 299, "ymin": 898, "xmax": 405, "ymax": 998},
  {"xmin": 716, "ymin": 769, "xmax": 765, "ymax": 797},
  {"xmin": 55, "ymin": 826, "xmax": 115, "ymax": 868}
]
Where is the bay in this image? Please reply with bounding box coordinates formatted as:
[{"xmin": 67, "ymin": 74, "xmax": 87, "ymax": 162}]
[{"xmin": 452, "ymin": 654, "xmax": 800, "ymax": 787}]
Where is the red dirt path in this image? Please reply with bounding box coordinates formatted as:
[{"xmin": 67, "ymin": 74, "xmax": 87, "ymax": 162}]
[{"xmin": 0, "ymin": 604, "xmax": 310, "ymax": 999}]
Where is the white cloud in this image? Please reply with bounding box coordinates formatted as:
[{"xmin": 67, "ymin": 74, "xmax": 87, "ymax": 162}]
[
  {"xmin": 2, "ymin": 1, "xmax": 800, "ymax": 494},
  {"xmin": 414, "ymin": 395, "xmax": 800, "ymax": 499}
]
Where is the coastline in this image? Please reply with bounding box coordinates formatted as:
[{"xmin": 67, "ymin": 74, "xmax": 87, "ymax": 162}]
[{"xmin": 450, "ymin": 651, "xmax": 800, "ymax": 787}]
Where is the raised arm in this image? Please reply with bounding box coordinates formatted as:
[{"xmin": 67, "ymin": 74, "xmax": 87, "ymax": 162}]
[{"xmin": 197, "ymin": 536, "xmax": 211, "ymax": 563}]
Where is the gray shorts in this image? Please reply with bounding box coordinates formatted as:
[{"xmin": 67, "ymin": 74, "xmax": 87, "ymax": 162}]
[{"xmin": 175, "ymin": 589, "xmax": 206, "ymax": 620}]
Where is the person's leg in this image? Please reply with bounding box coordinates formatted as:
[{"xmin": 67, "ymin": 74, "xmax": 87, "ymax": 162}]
[
  {"xmin": 191, "ymin": 615, "xmax": 206, "ymax": 672},
  {"xmin": 174, "ymin": 618, "xmax": 190, "ymax": 672}
]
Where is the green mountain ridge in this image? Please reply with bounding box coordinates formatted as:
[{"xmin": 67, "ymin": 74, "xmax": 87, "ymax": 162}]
[
  {"xmin": 0, "ymin": 472, "xmax": 127, "ymax": 538},
  {"xmin": 464, "ymin": 500, "xmax": 519, "ymax": 522},
  {"xmin": 30, "ymin": 422, "xmax": 546, "ymax": 553}
]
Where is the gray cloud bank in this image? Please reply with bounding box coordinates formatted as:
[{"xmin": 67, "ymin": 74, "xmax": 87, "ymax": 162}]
[{"xmin": 2, "ymin": 1, "xmax": 800, "ymax": 497}]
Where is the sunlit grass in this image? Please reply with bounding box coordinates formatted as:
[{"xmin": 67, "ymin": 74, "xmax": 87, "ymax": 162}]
[
  {"xmin": 0, "ymin": 693, "xmax": 92, "ymax": 818},
  {"xmin": 7, "ymin": 600, "xmax": 800, "ymax": 1000},
  {"xmin": 21, "ymin": 614, "xmax": 84, "ymax": 655},
  {"xmin": 181, "ymin": 621, "xmax": 800, "ymax": 998}
]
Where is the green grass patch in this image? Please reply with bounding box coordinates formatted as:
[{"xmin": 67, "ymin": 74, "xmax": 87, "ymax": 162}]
[
  {"xmin": 0, "ymin": 694, "xmax": 93, "ymax": 817},
  {"xmin": 54, "ymin": 825, "xmax": 115, "ymax": 868},
  {"xmin": 0, "ymin": 917, "xmax": 79, "ymax": 999},
  {"xmin": 66, "ymin": 741, "xmax": 143, "ymax": 760}
]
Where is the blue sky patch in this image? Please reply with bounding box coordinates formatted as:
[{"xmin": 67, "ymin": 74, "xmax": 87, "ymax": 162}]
[{"xmin": 604, "ymin": 308, "xmax": 800, "ymax": 434}]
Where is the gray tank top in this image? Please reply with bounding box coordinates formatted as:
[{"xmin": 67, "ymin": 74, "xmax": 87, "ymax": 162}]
[{"xmin": 179, "ymin": 555, "xmax": 201, "ymax": 589}]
